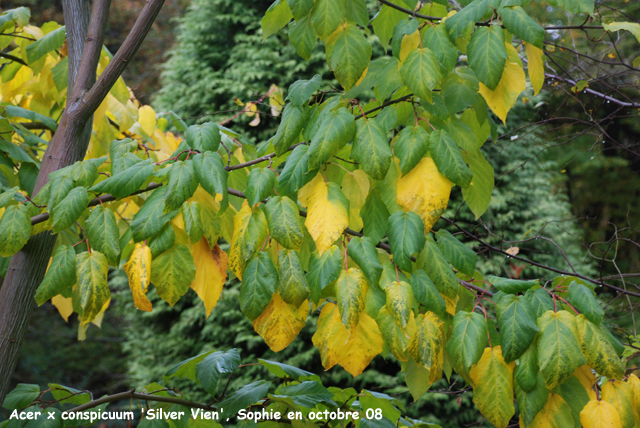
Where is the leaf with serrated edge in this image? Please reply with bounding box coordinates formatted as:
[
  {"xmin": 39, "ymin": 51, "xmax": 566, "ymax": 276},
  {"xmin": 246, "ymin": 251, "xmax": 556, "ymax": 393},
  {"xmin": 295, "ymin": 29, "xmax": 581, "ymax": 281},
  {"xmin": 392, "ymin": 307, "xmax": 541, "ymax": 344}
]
[
  {"xmin": 351, "ymin": 118, "xmax": 392, "ymax": 180},
  {"xmin": 0, "ymin": 204, "xmax": 32, "ymax": 257},
  {"xmin": 469, "ymin": 346, "xmax": 515, "ymax": 428},
  {"xmin": 151, "ymin": 244, "xmax": 196, "ymax": 306},
  {"xmin": 253, "ymin": 292, "xmax": 307, "ymax": 352},
  {"xmin": 326, "ymin": 23, "xmax": 372, "ymax": 91},
  {"xmin": 400, "ymin": 47, "xmax": 441, "ymax": 102},
  {"xmin": 264, "ymin": 196, "xmax": 304, "ymax": 250},
  {"xmin": 446, "ymin": 311, "xmax": 488, "ymax": 384},
  {"xmin": 496, "ymin": 294, "xmax": 539, "ymax": 362},
  {"xmin": 575, "ymin": 315, "xmax": 625, "ymax": 380}
]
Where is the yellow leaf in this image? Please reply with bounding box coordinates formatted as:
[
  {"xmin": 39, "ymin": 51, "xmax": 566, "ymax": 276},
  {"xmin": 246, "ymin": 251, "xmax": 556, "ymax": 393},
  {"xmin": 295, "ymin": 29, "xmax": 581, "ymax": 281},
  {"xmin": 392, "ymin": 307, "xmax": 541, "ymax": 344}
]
[
  {"xmin": 190, "ymin": 238, "xmax": 228, "ymax": 317},
  {"xmin": 355, "ymin": 67, "xmax": 369, "ymax": 88},
  {"xmin": 52, "ymin": 294, "xmax": 73, "ymax": 322},
  {"xmin": 602, "ymin": 380, "xmax": 635, "ymax": 428},
  {"xmin": 399, "ymin": 31, "xmax": 421, "ymax": 63},
  {"xmin": 138, "ymin": 105, "xmax": 157, "ymax": 136},
  {"xmin": 334, "ymin": 310, "xmax": 383, "ymax": 377},
  {"xmin": 303, "ymin": 178, "xmax": 350, "ymax": 255},
  {"xmin": 342, "ymin": 170, "xmax": 370, "ymax": 231},
  {"xmin": 312, "ymin": 302, "xmax": 383, "ymax": 376},
  {"xmin": 245, "ymin": 102, "xmax": 258, "ymax": 117},
  {"xmin": 580, "ymin": 399, "xmax": 623, "ymax": 428},
  {"xmin": 443, "ymin": 294, "xmax": 459, "ymax": 316},
  {"xmin": 397, "ymin": 157, "xmax": 452, "ymax": 233},
  {"xmin": 228, "ymin": 201, "xmax": 265, "ymax": 279},
  {"xmin": 268, "ymin": 84, "xmax": 284, "ymax": 117},
  {"xmin": 478, "ymin": 43, "xmax": 526, "ymax": 124},
  {"xmin": 91, "ymin": 299, "xmax": 110, "ymax": 328},
  {"xmin": 470, "ymin": 346, "xmax": 515, "ymax": 428},
  {"xmin": 525, "ymin": 42, "xmax": 544, "ymax": 96},
  {"xmin": 124, "ymin": 243, "xmax": 153, "ymax": 312},
  {"xmin": 249, "ymin": 113, "xmax": 261, "ymax": 127},
  {"xmin": 253, "ymin": 292, "xmax": 308, "ymax": 352},
  {"xmin": 313, "ymin": 302, "xmax": 349, "ymax": 370},
  {"xmin": 529, "ymin": 392, "xmax": 575, "ymax": 428},
  {"xmin": 628, "ymin": 374, "xmax": 640, "ymax": 415}
]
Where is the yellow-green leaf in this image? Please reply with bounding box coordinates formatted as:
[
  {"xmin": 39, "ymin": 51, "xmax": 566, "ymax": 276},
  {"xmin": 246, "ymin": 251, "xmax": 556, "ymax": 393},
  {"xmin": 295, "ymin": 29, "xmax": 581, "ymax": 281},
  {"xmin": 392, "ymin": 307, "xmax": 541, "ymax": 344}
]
[
  {"xmin": 253, "ymin": 292, "xmax": 308, "ymax": 352},
  {"xmin": 301, "ymin": 177, "xmax": 349, "ymax": 255},
  {"xmin": 377, "ymin": 306, "xmax": 416, "ymax": 362},
  {"xmin": 341, "ymin": 170, "xmax": 369, "ymax": 231},
  {"xmin": 575, "ymin": 314, "xmax": 625, "ymax": 380},
  {"xmin": 408, "ymin": 312, "xmax": 444, "ymax": 381},
  {"xmin": 601, "ymin": 381, "xmax": 635, "ymax": 428},
  {"xmin": 525, "ymin": 42, "xmax": 544, "ymax": 96},
  {"xmin": 228, "ymin": 201, "xmax": 268, "ymax": 279},
  {"xmin": 384, "ymin": 280, "xmax": 413, "ymax": 329},
  {"xmin": 336, "ymin": 267, "xmax": 367, "ymax": 331},
  {"xmin": 469, "ymin": 346, "xmax": 515, "ymax": 428},
  {"xmin": 278, "ymin": 249, "xmax": 310, "ymax": 307},
  {"xmin": 529, "ymin": 392, "xmax": 575, "ymax": 428},
  {"xmin": 326, "ymin": 23, "xmax": 372, "ymax": 92},
  {"xmin": 75, "ymin": 251, "xmax": 110, "ymax": 325}
]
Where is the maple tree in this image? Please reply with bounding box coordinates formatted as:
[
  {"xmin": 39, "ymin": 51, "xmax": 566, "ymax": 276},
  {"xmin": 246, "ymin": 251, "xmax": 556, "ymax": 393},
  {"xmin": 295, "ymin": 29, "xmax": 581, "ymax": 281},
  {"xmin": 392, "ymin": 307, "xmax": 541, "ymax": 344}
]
[{"xmin": 1, "ymin": 0, "xmax": 640, "ymax": 427}]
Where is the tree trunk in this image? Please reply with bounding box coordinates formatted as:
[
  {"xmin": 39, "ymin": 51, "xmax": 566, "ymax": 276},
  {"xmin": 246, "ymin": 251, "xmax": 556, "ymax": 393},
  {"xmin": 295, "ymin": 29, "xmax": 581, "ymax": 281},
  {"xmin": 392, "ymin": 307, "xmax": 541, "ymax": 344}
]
[{"xmin": 0, "ymin": 0, "xmax": 166, "ymax": 403}]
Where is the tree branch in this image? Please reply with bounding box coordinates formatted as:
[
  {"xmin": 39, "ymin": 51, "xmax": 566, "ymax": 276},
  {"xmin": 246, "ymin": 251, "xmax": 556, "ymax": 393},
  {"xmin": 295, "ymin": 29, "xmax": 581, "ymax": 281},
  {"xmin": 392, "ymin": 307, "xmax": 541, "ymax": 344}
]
[
  {"xmin": 377, "ymin": 0, "xmax": 604, "ymax": 30},
  {"xmin": 544, "ymin": 71, "xmax": 640, "ymax": 108},
  {"xmin": 440, "ymin": 217, "xmax": 640, "ymax": 298},
  {"xmin": 66, "ymin": 390, "xmax": 215, "ymax": 414},
  {"xmin": 0, "ymin": 52, "xmax": 27, "ymax": 66}
]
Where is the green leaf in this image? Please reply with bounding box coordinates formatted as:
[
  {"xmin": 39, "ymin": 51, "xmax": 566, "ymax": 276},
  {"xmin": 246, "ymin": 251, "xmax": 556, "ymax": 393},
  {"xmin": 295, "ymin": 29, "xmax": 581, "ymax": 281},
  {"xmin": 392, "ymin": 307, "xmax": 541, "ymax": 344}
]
[
  {"xmin": 374, "ymin": 57, "xmax": 403, "ymax": 100},
  {"xmin": 288, "ymin": 0, "xmax": 314, "ymax": 20},
  {"xmin": 336, "ymin": 268, "xmax": 367, "ymax": 330},
  {"xmin": 461, "ymin": 149, "xmax": 494, "ymax": 219},
  {"xmin": 308, "ymin": 107, "xmax": 355, "ymax": 170},
  {"xmin": 514, "ymin": 342, "xmax": 538, "ymax": 392},
  {"xmin": 499, "ymin": 6, "xmax": 544, "ymax": 48},
  {"xmin": 391, "ymin": 19, "xmax": 418, "ymax": 59},
  {"xmin": 387, "ymin": 211, "xmax": 425, "ymax": 272},
  {"xmin": 603, "ymin": 21, "xmax": 640, "ymax": 43},
  {"xmin": 422, "ymin": 24, "xmax": 458, "ymax": 74},
  {"xmin": 417, "ymin": 236, "xmax": 458, "ymax": 298},
  {"xmin": 264, "ymin": 196, "xmax": 304, "ymax": 250},
  {"xmin": 0, "ymin": 139, "xmax": 36, "ymax": 164},
  {"xmin": 550, "ymin": 0, "xmax": 593, "ymax": 15},
  {"xmin": 85, "ymin": 206, "xmax": 120, "ymax": 265},
  {"xmin": 90, "ymin": 158, "xmax": 156, "ymax": 198},
  {"xmin": 273, "ymin": 104, "xmax": 309, "ymax": 156},
  {"xmin": 552, "ymin": 375, "xmax": 589, "ymax": 428},
  {"xmin": 467, "ymin": 25, "xmax": 507, "ymax": 90},
  {"xmin": 289, "ymin": 15, "xmax": 318, "ymax": 60},
  {"xmin": 348, "ymin": 236, "xmax": 383, "ymax": 286},
  {"xmin": 495, "ymin": 294, "xmax": 539, "ymax": 362},
  {"xmin": 310, "ymin": 0, "xmax": 345, "ymax": 39},
  {"xmin": 35, "ymin": 245, "xmax": 76, "ymax": 305},
  {"xmin": 272, "ymin": 381, "xmax": 337, "ymax": 408},
  {"xmin": 537, "ymin": 310, "xmax": 587, "ymax": 389},
  {"xmin": 182, "ymin": 201, "xmax": 204, "ymax": 243},
  {"xmin": 75, "ymin": 251, "xmax": 110, "ymax": 325},
  {"xmin": 277, "ymin": 144, "xmax": 318, "ymax": 195},
  {"xmin": 193, "ymin": 152, "xmax": 229, "ymax": 212},
  {"xmin": 186, "ymin": 122, "xmax": 220, "ymax": 152},
  {"xmin": 151, "ymin": 244, "xmax": 196, "ymax": 306},
  {"xmin": 394, "ymin": 126, "xmax": 429, "ymax": 175},
  {"xmin": 258, "ymin": 359, "xmax": 318, "ymax": 381},
  {"xmin": 0, "ymin": 187, "xmax": 18, "ymax": 209},
  {"xmin": 575, "ymin": 315, "xmax": 625, "ymax": 380},
  {"xmin": 568, "ymin": 282, "xmax": 603, "ymax": 325},
  {"xmin": 445, "ymin": 0, "xmax": 487, "ymax": 39},
  {"xmin": 131, "ymin": 187, "xmax": 179, "ymax": 242},
  {"xmin": 442, "ymin": 69, "xmax": 480, "ymax": 115},
  {"xmin": 147, "ymin": 223, "xmax": 175, "ymax": 258},
  {"xmin": 163, "ymin": 160, "xmax": 198, "ymax": 212},
  {"xmin": 4, "ymin": 105, "xmax": 57, "ymax": 133},
  {"xmin": 488, "ymin": 276, "xmax": 539, "ymax": 294},
  {"xmin": 360, "ymin": 190, "xmax": 390, "ymax": 245},
  {"xmin": 345, "ymin": 0, "xmax": 369, "ymax": 27},
  {"xmin": 524, "ymin": 287, "xmax": 555, "ymax": 318},
  {"xmin": 163, "ymin": 351, "xmax": 216, "ymax": 383},
  {"xmin": 286, "ymin": 75, "xmax": 322, "ymax": 106},
  {"xmin": 0, "ymin": 204, "xmax": 31, "ymax": 257},
  {"xmin": 429, "ymin": 130, "xmax": 473, "ymax": 187},
  {"xmin": 262, "ymin": 0, "xmax": 293, "ymax": 39},
  {"xmin": 515, "ymin": 372, "xmax": 549, "ymax": 428},
  {"xmin": 51, "ymin": 187, "xmax": 88, "ymax": 233},
  {"xmin": 25, "ymin": 25, "xmax": 65, "ymax": 64},
  {"xmin": 435, "ymin": 229, "xmax": 476, "ymax": 276},
  {"xmin": 48, "ymin": 384, "xmax": 90, "ymax": 405},
  {"xmin": 411, "ymin": 269, "xmax": 446, "ymax": 317},
  {"xmin": 195, "ymin": 349, "xmax": 241, "ymax": 396},
  {"xmin": 216, "ymin": 381, "xmax": 272, "ymax": 416},
  {"xmin": 48, "ymin": 170, "xmax": 74, "ymax": 210},
  {"xmin": 400, "ymin": 47, "xmax": 441, "ymax": 102},
  {"xmin": 110, "ymin": 152, "xmax": 143, "ymax": 177},
  {"xmin": 371, "ymin": 4, "xmax": 406, "ymax": 51},
  {"xmin": 70, "ymin": 158, "xmax": 106, "ymax": 188},
  {"xmin": 2, "ymin": 384, "xmax": 39, "ymax": 410},
  {"xmin": 404, "ymin": 357, "xmax": 431, "ymax": 401},
  {"xmin": 326, "ymin": 23, "xmax": 372, "ymax": 91},
  {"xmin": 306, "ymin": 246, "xmax": 342, "ymax": 304},
  {"xmin": 240, "ymin": 252, "xmax": 279, "ymax": 320},
  {"xmin": 278, "ymin": 249, "xmax": 310, "ymax": 307},
  {"xmin": 351, "ymin": 118, "xmax": 392, "ymax": 180},
  {"xmin": 446, "ymin": 311, "xmax": 488, "ymax": 382},
  {"xmin": 384, "ymin": 280, "xmax": 413, "ymax": 329},
  {"xmin": 245, "ymin": 168, "xmax": 277, "ymax": 206}
]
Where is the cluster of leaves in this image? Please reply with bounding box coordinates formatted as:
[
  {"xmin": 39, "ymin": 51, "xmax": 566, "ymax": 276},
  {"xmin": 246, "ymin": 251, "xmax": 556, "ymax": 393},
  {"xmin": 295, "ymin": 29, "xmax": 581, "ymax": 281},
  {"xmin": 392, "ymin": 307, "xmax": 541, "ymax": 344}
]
[
  {"xmin": 2, "ymin": 2, "xmax": 640, "ymax": 427},
  {"xmin": 1, "ymin": 349, "xmax": 446, "ymax": 428}
]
